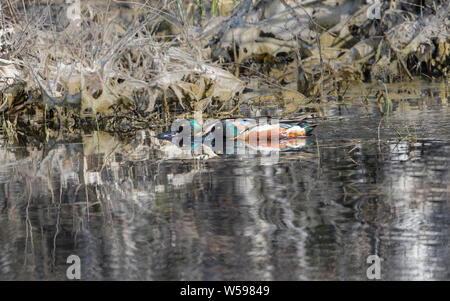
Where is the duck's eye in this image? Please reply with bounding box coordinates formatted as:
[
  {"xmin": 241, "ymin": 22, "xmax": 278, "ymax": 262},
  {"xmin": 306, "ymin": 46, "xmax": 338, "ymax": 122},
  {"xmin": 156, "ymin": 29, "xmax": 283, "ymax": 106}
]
[{"xmin": 177, "ymin": 125, "xmax": 184, "ymax": 133}]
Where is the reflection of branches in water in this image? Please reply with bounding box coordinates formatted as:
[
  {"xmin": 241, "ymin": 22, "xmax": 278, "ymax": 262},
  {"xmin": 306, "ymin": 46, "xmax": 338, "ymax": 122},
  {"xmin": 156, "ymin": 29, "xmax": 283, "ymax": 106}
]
[
  {"xmin": 24, "ymin": 178, "xmax": 34, "ymax": 267},
  {"xmin": 81, "ymin": 155, "xmax": 91, "ymax": 221},
  {"xmin": 52, "ymin": 176, "xmax": 62, "ymax": 270}
]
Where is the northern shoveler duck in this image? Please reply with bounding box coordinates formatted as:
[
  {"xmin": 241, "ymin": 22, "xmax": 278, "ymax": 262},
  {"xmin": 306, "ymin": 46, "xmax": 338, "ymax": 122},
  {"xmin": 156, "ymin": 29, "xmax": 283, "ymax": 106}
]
[{"xmin": 156, "ymin": 116, "xmax": 319, "ymax": 150}]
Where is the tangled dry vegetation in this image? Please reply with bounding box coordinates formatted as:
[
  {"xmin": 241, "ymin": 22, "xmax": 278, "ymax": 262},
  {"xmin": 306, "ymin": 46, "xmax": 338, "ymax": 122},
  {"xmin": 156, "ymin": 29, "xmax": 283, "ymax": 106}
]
[{"xmin": 0, "ymin": 0, "xmax": 449, "ymax": 134}]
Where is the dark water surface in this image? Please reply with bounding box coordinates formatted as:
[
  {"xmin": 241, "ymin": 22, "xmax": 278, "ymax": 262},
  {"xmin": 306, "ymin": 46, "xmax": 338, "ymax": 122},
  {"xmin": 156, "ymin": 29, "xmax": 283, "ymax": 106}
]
[{"xmin": 0, "ymin": 86, "xmax": 449, "ymax": 280}]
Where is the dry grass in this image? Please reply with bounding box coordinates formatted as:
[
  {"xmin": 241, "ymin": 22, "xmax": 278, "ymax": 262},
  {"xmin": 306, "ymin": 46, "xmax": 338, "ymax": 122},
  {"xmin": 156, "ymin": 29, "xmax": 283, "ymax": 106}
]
[
  {"xmin": 0, "ymin": 0, "xmax": 243, "ymax": 119},
  {"xmin": 0, "ymin": 0, "xmax": 448, "ymax": 125}
]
